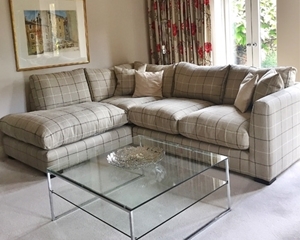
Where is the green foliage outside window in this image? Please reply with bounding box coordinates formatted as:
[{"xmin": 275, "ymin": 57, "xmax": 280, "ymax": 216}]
[{"xmin": 233, "ymin": 0, "xmax": 277, "ymax": 67}]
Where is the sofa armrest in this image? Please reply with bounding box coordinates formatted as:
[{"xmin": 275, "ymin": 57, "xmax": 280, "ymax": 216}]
[{"xmin": 249, "ymin": 83, "xmax": 300, "ymax": 181}]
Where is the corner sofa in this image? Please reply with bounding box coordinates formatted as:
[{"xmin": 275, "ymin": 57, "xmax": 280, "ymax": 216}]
[{"xmin": 1, "ymin": 61, "xmax": 300, "ymax": 184}]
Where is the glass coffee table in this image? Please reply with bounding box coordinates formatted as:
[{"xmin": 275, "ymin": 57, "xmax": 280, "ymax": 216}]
[{"xmin": 47, "ymin": 135, "xmax": 231, "ymax": 239}]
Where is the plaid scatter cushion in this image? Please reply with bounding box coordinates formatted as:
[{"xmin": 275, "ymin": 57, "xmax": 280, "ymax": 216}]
[
  {"xmin": 252, "ymin": 69, "xmax": 284, "ymax": 103},
  {"xmin": 114, "ymin": 66, "xmax": 136, "ymax": 96},
  {"xmin": 84, "ymin": 68, "xmax": 116, "ymax": 101},
  {"xmin": 115, "ymin": 63, "xmax": 133, "ymax": 69},
  {"xmin": 113, "ymin": 62, "xmax": 147, "ymax": 96},
  {"xmin": 274, "ymin": 66, "xmax": 297, "ymax": 88},
  {"xmin": 0, "ymin": 102, "xmax": 128, "ymax": 150},
  {"xmin": 234, "ymin": 72, "xmax": 258, "ymax": 113},
  {"xmin": 29, "ymin": 68, "xmax": 91, "ymax": 110},
  {"xmin": 173, "ymin": 62, "xmax": 230, "ymax": 104},
  {"xmin": 223, "ymin": 64, "xmax": 252, "ymax": 104}
]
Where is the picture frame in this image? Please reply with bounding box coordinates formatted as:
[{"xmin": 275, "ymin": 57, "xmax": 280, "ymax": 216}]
[{"xmin": 9, "ymin": 0, "xmax": 90, "ymax": 71}]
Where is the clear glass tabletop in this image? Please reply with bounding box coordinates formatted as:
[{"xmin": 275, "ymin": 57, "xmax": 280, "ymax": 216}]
[{"xmin": 48, "ymin": 135, "xmax": 228, "ymax": 211}]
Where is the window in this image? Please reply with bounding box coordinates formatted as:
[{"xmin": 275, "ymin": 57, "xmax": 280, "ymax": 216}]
[{"xmin": 212, "ymin": 0, "xmax": 277, "ymax": 67}]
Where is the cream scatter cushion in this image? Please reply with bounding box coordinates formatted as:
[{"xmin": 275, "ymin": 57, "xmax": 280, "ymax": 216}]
[
  {"xmin": 134, "ymin": 61, "xmax": 147, "ymax": 71},
  {"xmin": 133, "ymin": 71, "xmax": 164, "ymax": 98},
  {"xmin": 252, "ymin": 69, "xmax": 284, "ymax": 103},
  {"xmin": 146, "ymin": 63, "xmax": 177, "ymax": 98},
  {"xmin": 234, "ymin": 72, "xmax": 258, "ymax": 112}
]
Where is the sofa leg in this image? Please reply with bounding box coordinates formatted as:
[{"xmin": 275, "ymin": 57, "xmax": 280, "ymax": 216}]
[{"xmin": 254, "ymin": 177, "xmax": 276, "ymax": 185}]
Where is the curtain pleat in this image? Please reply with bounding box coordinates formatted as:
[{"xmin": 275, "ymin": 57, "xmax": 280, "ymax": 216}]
[{"xmin": 147, "ymin": 0, "xmax": 212, "ymax": 66}]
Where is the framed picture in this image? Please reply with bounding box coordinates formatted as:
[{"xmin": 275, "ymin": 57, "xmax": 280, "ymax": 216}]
[{"xmin": 9, "ymin": 0, "xmax": 90, "ymax": 71}]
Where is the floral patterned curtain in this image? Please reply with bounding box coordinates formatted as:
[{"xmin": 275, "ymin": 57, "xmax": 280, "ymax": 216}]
[{"xmin": 147, "ymin": 0, "xmax": 212, "ymax": 66}]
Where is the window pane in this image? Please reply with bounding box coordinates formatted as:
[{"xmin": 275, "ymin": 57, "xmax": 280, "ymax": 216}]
[
  {"xmin": 260, "ymin": 0, "xmax": 277, "ymax": 67},
  {"xmin": 231, "ymin": 0, "xmax": 247, "ymax": 65}
]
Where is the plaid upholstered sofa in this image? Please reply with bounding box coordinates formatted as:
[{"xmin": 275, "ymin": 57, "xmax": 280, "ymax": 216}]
[{"xmin": 1, "ymin": 61, "xmax": 300, "ymax": 184}]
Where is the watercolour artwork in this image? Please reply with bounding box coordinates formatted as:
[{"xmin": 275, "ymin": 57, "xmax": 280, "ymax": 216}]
[
  {"xmin": 24, "ymin": 10, "xmax": 79, "ymax": 55},
  {"xmin": 9, "ymin": 0, "xmax": 89, "ymax": 71}
]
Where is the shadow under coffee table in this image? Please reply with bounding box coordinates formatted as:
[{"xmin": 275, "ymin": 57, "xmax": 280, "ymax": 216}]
[{"xmin": 47, "ymin": 135, "xmax": 231, "ymax": 240}]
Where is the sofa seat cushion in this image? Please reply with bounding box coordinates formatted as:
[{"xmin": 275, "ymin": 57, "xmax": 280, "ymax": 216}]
[
  {"xmin": 178, "ymin": 105, "xmax": 251, "ymax": 150},
  {"xmin": 128, "ymin": 98, "xmax": 214, "ymax": 134},
  {"xmin": 101, "ymin": 96, "xmax": 160, "ymax": 113},
  {"xmin": 0, "ymin": 102, "xmax": 128, "ymax": 150}
]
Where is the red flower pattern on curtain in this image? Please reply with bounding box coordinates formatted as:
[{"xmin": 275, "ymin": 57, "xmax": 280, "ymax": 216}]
[{"xmin": 147, "ymin": 0, "xmax": 212, "ymax": 66}]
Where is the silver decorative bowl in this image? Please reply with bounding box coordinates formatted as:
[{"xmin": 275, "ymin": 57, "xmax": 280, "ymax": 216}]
[{"xmin": 107, "ymin": 146, "xmax": 164, "ymax": 169}]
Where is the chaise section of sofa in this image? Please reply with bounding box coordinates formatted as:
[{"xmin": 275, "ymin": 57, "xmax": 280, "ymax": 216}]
[
  {"xmin": 0, "ymin": 68, "xmax": 133, "ymax": 172},
  {"xmin": 0, "ymin": 102, "xmax": 128, "ymax": 150},
  {"xmin": 2, "ymin": 126, "xmax": 132, "ymax": 172}
]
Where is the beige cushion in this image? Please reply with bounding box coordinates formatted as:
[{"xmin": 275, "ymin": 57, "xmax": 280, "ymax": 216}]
[
  {"xmin": 173, "ymin": 62, "xmax": 230, "ymax": 104},
  {"xmin": 134, "ymin": 61, "xmax": 147, "ymax": 71},
  {"xmin": 133, "ymin": 71, "xmax": 163, "ymax": 98},
  {"xmin": 252, "ymin": 69, "xmax": 284, "ymax": 103},
  {"xmin": 234, "ymin": 73, "xmax": 258, "ymax": 112},
  {"xmin": 29, "ymin": 68, "xmax": 91, "ymax": 110},
  {"xmin": 84, "ymin": 68, "xmax": 116, "ymax": 102},
  {"xmin": 145, "ymin": 63, "xmax": 177, "ymax": 98}
]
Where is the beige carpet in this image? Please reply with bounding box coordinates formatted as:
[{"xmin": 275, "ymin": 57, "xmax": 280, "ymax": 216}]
[{"xmin": 0, "ymin": 156, "xmax": 300, "ymax": 240}]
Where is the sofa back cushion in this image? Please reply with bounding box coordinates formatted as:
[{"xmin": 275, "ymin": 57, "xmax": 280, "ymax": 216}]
[
  {"xmin": 173, "ymin": 62, "xmax": 230, "ymax": 104},
  {"xmin": 29, "ymin": 68, "xmax": 91, "ymax": 110},
  {"xmin": 84, "ymin": 68, "xmax": 116, "ymax": 102},
  {"xmin": 223, "ymin": 64, "xmax": 297, "ymax": 104}
]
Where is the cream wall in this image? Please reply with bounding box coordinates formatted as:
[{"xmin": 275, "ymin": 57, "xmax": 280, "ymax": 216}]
[
  {"xmin": 277, "ymin": 0, "xmax": 300, "ymax": 73},
  {"xmin": 0, "ymin": 0, "xmax": 149, "ymax": 119}
]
